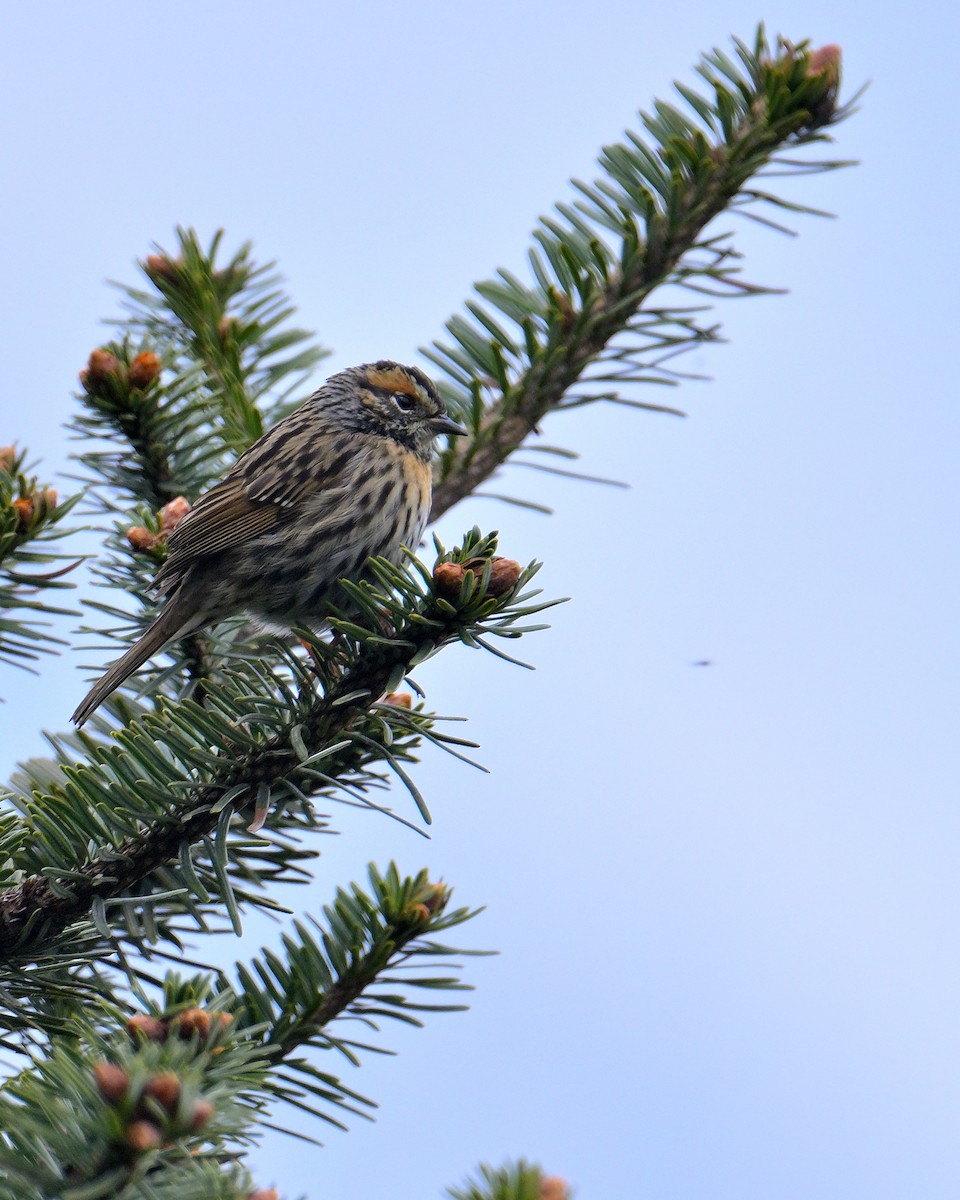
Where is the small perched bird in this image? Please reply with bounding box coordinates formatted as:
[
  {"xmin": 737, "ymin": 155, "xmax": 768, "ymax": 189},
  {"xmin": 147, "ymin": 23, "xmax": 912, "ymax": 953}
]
[{"xmin": 72, "ymin": 361, "xmax": 466, "ymax": 726}]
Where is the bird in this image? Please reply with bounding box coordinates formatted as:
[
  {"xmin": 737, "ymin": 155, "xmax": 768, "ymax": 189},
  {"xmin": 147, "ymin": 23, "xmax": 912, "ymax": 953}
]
[{"xmin": 72, "ymin": 360, "xmax": 466, "ymax": 726}]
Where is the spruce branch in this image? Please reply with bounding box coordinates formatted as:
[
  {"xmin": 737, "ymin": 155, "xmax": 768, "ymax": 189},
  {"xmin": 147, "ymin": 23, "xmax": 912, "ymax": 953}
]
[
  {"xmin": 118, "ymin": 228, "xmax": 329, "ymax": 453},
  {"xmin": 0, "ymin": 871, "xmax": 479, "ymax": 1195},
  {"xmin": 74, "ymin": 346, "xmax": 185, "ymax": 511},
  {"xmin": 70, "ymin": 229, "xmax": 328, "ymax": 514},
  {"xmin": 69, "ymin": 233, "xmax": 331, "ymax": 715},
  {"xmin": 0, "ymin": 445, "xmax": 80, "ymax": 682},
  {"xmin": 0, "ymin": 535, "xmax": 552, "ymax": 1012},
  {"xmin": 0, "ymin": 988, "xmax": 265, "ymax": 1200},
  {"xmin": 0, "ymin": 28, "xmax": 860, "ymax": 1194},
  {"xmin": 218, "ymin": 864, "xmax": 480, "ymax": 1134},
  {"xmin": 427, "ymin": 33, "xmax": 853, "ymax": 519},
  {"xmin": 447, "ymin": 1161, "xmax": 569, "ymax": 1200}
]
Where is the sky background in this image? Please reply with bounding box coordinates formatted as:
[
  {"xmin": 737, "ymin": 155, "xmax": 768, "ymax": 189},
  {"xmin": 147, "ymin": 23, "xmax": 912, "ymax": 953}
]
[{"xmin": 2, "ymin": 3, "xmax": 958, "ymax": 1198}]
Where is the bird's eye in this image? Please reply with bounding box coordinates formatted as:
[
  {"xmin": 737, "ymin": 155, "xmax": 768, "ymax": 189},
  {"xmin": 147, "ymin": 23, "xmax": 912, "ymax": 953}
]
[{"xmin": 391, "ymin": 392, "xmax": 417, "ymax": 413}]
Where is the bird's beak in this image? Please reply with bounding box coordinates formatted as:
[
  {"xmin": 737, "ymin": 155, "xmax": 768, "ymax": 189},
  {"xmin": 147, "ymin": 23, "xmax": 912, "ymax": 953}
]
[{"xmin": 429, "ymin": 413, "xmax": 468, "ymax": 437}]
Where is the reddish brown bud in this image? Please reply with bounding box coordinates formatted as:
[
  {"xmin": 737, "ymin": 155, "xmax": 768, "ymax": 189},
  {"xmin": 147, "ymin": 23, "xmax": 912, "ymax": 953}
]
[
  {"xmin": 0, "ymin": 446, "xmax": 16, "ymax": 473},
  {"xmin": 86, "ymin": 348, "xmax": 123, "ymax": 383},
  {"xmin": 383, "ymin": 691, "xmax": 413, "ymax": 709},
  {"xmin": 144, "ymin": 254, "xmax": 181, "ymax": 282},
  {"xmin": 12, "ymin": 489, "xmax": 58, "ymax": 529},
  {"xmin": 485, "ymin": 556, "xmax": 521, "ymax": 597},
  {"xmin": 404, "ymin": 902, "xmax": 431, "ymax": 924},
  {"xmin": 12, "ymin": 497, "xmax": 33, "ymax": 527},
  {"xmin": 126, "ymin": 526, "xmax": 156, "ymax": 551},
  {"xmin": 807, "ymin": 43, "xmax": 842, "ymax": 80},
  {"xmin": 540, "ymin": 1178, "xmax": 569, "ymax": 1200},
  {"xmin": 126, "ymin": 1118, "xmax": 163, "ymax": 1153},
  {"xmin": 433, "ymin": 561, "xmax": 466, "ymax": 600},
  {"xmin": 217, "ymin": 315, "xmax": 239, "ymax": 342},
  {"xmin": 128, "ymin": 351, "xmax": 162, "ymax": 389},
  {"xmin": 142, "ymin": 1071, "xmax": 182, "ymax": 1115},
  {"xmin": 188, "ymin": 1098, "xmax": 215, "ymax": 1132},
  {"xmin": 422, "ymin": 882, "xmax": 447, "ymax": 914},
  {"xmin": 805, "ymin": 43, "xmax": 842, "ymax": 125},
  {"xmin": 172, "ymin": 1007, "xmax": 212, "ymax": 1039},
  {"xmin": 126, "ymin": 1013, "xmax": 167, "ymax": 1042},
  {"xmin": 36, "ymin": 488, "xmax": 58, "ymax": 517},
  {"xmin": 94, "ymin": 1061, "xmax": 130, "ymax": 1104},
  {"xmin": 159, "ymin": 495, "xmax": 191, "ymax": 533},
  {"xmin": 248, "ymin": 1191, "xmax": 280, "ymax": 1200},
  {"xmin": 457, "ymin": 555, "xmax": 522, "ymax": 598}
]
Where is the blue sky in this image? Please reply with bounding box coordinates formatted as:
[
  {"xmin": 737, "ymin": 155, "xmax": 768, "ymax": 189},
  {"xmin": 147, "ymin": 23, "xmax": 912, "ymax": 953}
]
[{"xmin": 2, "ymin": 3, "xmax": 958, "ymax": 1198}]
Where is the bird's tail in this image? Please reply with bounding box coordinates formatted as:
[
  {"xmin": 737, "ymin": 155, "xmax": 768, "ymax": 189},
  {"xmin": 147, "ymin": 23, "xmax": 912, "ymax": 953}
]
[{"xmin": 71, "ymin": 598, "xmax": 195, "ymax": 727}]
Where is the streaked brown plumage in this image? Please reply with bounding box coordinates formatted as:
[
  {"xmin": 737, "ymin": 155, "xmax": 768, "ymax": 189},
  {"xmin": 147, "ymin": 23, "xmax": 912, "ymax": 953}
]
[{"xmin": 71, "ymin": 361, "xmax": 465, "ymax": 726}]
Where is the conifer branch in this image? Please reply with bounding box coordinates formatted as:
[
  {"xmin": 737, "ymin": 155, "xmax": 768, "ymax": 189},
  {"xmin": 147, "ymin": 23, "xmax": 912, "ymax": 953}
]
[
  {"xmin": 0, "ymin": 536, "xmax": 548, "ymax": 991},
  {"xmin": 446, "ymin": 1160, "xmax": 568, "ymax": 1200},
  {"xmin": 217, "ymin": 865, "xmax": 480, "ymax": 1131},
  {"xmin": 0, "ymin": 874, "xmax": 478, "ymax": 1196},
  {"xmin": 428, "ymin": 34, "xmax": 851, "ymax": 519},
  {"xmin": 71, "ymin": 230, "xmax": 328, "ymax": 513},
  {"xmin": 0, "ymin": 28, "xmax": 859, "ymax": 1194},
  {"xmin": 0, "ymin": 445, "xmax": 80, "ymax": 682}
]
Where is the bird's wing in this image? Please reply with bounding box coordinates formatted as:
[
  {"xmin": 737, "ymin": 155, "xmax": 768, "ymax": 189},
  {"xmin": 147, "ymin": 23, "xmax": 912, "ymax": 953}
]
[
  {"xmin": 162, "ymin": 475, "xmax": 280, "ymax": 565},
  {"xmin": 240, "ymin": 415, "xmax": 358, "ymax": 509},
  {"xmin": 159, "ymin": 415, "xmax": 364, "ymax": 576}
]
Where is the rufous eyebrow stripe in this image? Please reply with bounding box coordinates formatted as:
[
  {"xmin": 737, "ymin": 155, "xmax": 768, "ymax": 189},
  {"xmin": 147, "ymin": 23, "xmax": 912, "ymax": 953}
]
[{"xmin": 365, "ymin": 366, "xmax": 421, "ymax": 397}]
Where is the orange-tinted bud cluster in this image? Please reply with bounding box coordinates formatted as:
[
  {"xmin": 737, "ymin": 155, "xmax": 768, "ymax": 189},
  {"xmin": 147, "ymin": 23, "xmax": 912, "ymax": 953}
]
[
  {"xmin": 218, "ymin": 315, "xmax": 239, "ymax": 342},
  {"xmin": 433, "ymin": 555, "xmax": 522, "ymax": 601},
  {"xmin": 144, "ymin": 254, "xmax": 184, "ymax": 285},
  {"xmin": 10, "ymin": 488, "xmax": 58, "ymax": 531},
  {"xmin": 93, "ymin": 1056, "xmax": 215, "ymax": 1155},
  {"xmin": 0, "ymin": 446, "xmax": 16, "ymax": 473},
  {"xmin": 401, "ymin": 880, "xmax": 448, "ymax": 926},
  {"xmin": 485, "ymin": 557, "xmax": 522, "ymax": 595},
  {"xmin": 159, "ymin": 496, "xmax": 191, "ymax": 532},
  {"xmin": 126, "ymin": 1006, "xmax": 233, "ymax": 1045},
  {"xmin": 128, "ymin": 351, "xmax": 162, "ymax": 389},
  {"xmin": 539, "ymin": 1177, "xmax": 570, "ymax": 1200},
  {"xmin": 422, "ymin": 882, "xmax": 447, "ymax": 914},
  {"xmin": 125, "ymin": 526, "xmax": 157, "ymax": 552},
  {"xmin": 188, "ymin": 1098, "xmax": 215, "ymax": 1131},
  {"xmin": 142, "ymin": 1070, "xmax": 182, "ymax": 1112},
  {"xmin": 126, "ymin": 496, "xmax": 192, "ymax": 553},
  {"xmin": 83, "ymin": 348, "xmax": 123, "ymax": 388},
  {"xmin": 126, "ymin": 1119, "xmax": 163, "ymax": 1153},
  {"xmin": 171, "ymin": 1007, "xmax": 214, "ymax": 1039},
  {"xmin": 804, "ymin": 43, "xmax": 842, "ymax": 125},
  {"xmin": 125, "ymin": 1013, "xmax": 167, "ymax": 1042},
  {"xmin": 80, "ymin": 345, "xmax": 162, "ymax": 401},
  {"xmin": 762, "ymin": 41, "xmax": 843, "ymax": 129},
  {"xmin": 94, "ymin": 1060, "xmax": 130, "ymax": 1104},
  {"xmin": 432, "ymin": 561, "xmax": 464, "ymax": 599}
]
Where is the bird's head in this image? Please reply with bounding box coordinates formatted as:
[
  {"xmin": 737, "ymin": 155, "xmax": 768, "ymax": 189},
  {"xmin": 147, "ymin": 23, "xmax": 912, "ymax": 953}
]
[{"xmin": 325, "ymin": 360, "xmax": 466, "ymax": 458}]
